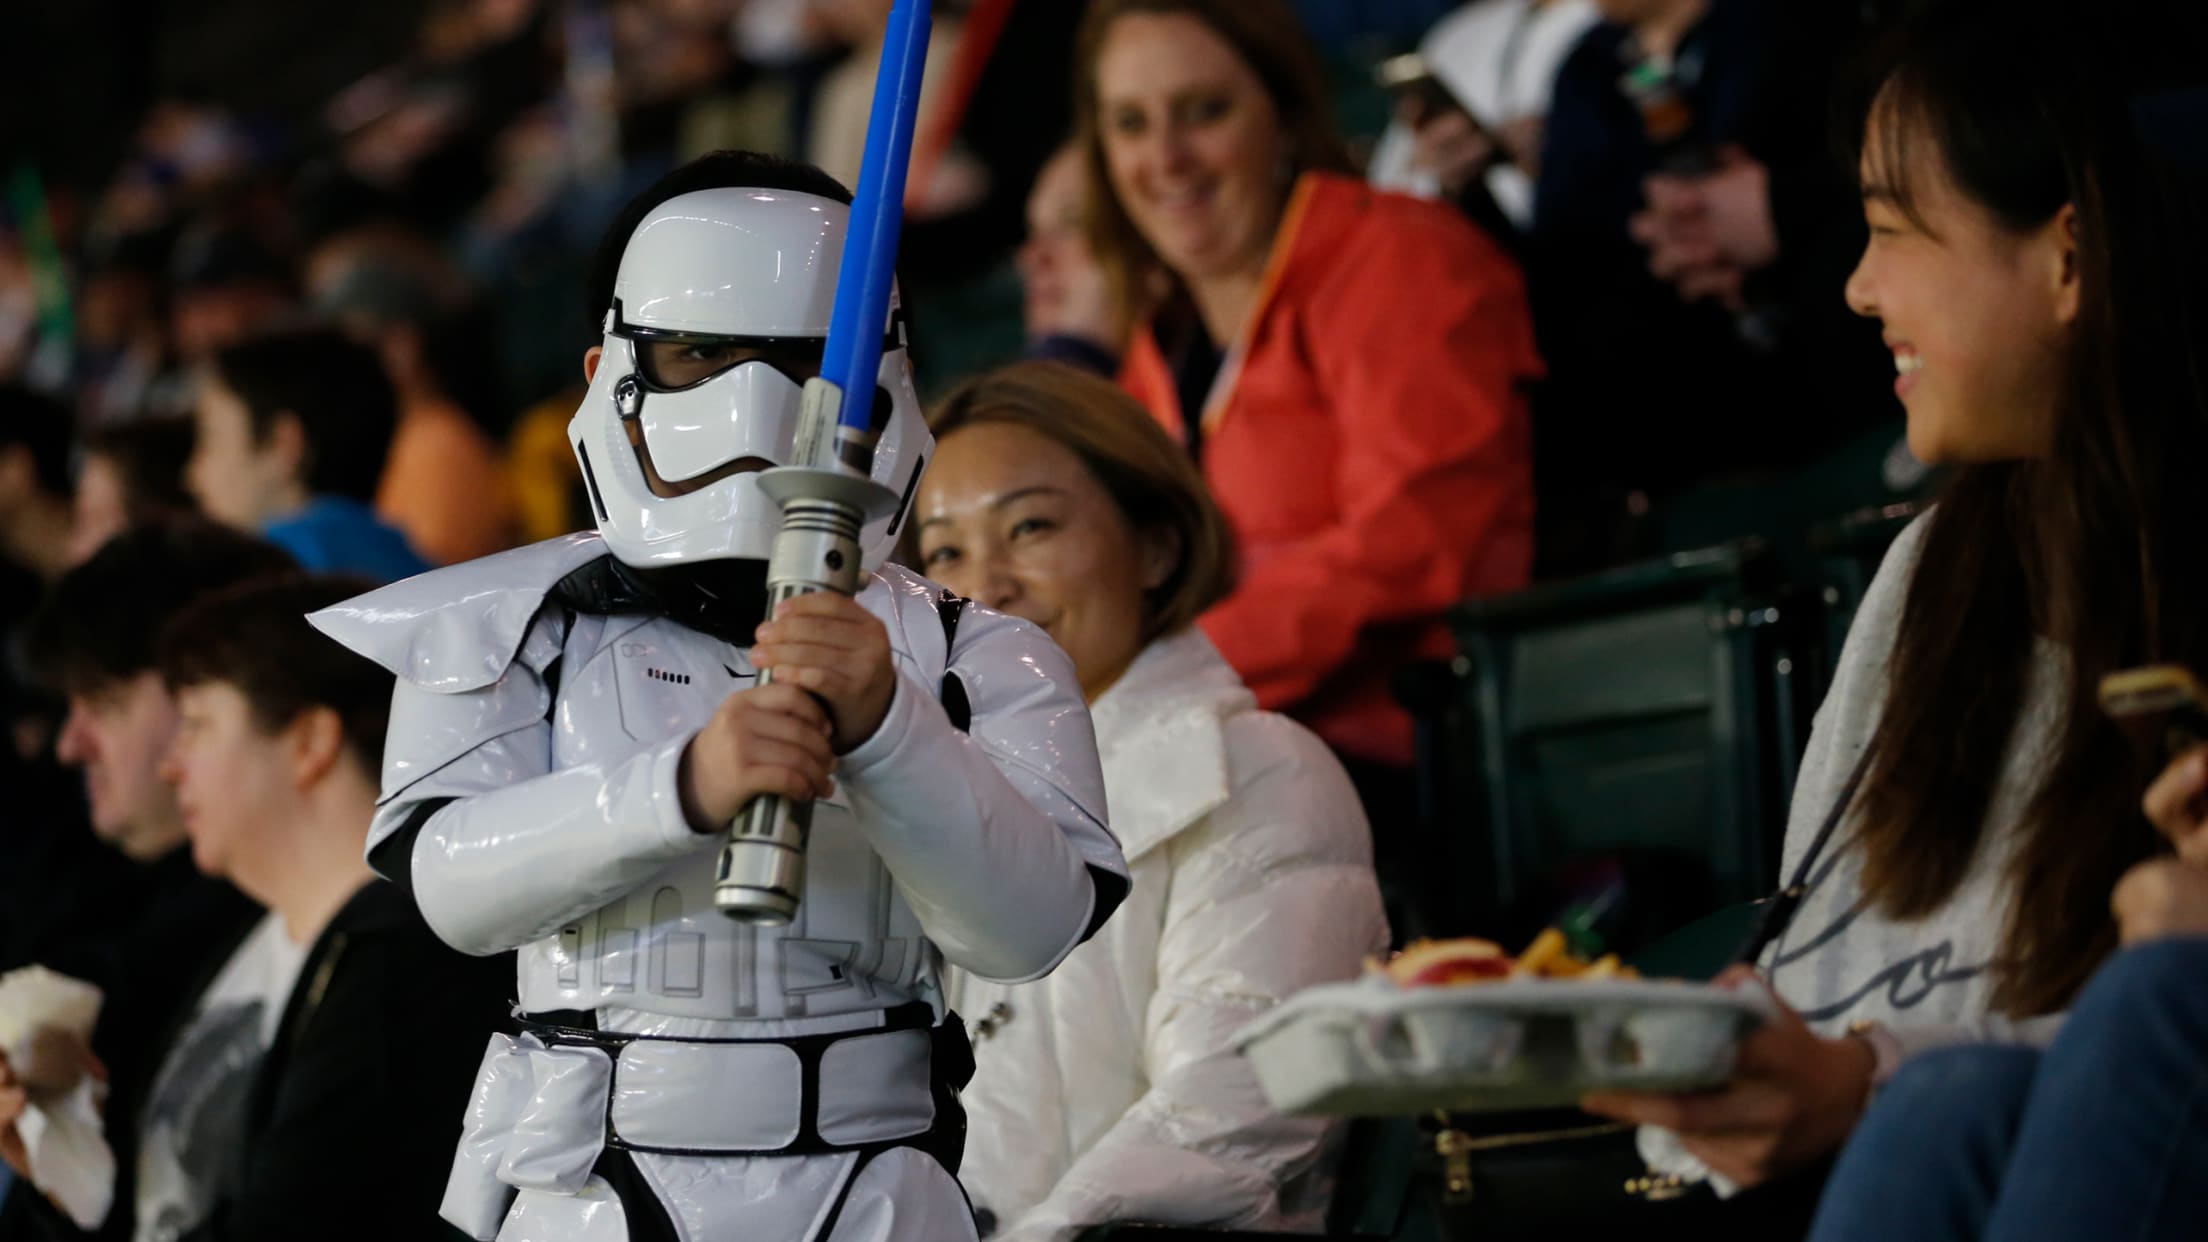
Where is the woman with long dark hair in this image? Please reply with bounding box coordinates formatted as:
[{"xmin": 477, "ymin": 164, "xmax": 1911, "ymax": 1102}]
[{"xmin": 1582, "ymin": 0, "xmax": 2208, "ymax": 1196}]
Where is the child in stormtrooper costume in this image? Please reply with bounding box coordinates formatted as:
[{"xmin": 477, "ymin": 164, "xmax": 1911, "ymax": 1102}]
[{"xmin": 310, "ymin": 154, "xmax": 1129, "ymax": 1242}]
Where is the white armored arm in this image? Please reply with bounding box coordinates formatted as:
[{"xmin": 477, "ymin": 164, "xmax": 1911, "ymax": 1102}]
[
  {"xmin": 364, "ymin": 614, "xmax": 714, "ymax": 956},
  {"xmin": 840, "ymin": 592, "xmax": 1126, "ymax": 983},
  {"xmin": 376, "ymin": 706, "xmax": 710, "ymax": 955},
  {"xmin": 314, "ymin": 543, "xmax": 1126, "ymax": 973},
  {"xmin": 311, "ymin": 536, "xmax": 719, "ymax": 957}
]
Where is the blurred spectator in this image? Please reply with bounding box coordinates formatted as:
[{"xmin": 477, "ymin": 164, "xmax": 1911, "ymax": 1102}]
[
  {"xmin": 22, "ymin": 522, "xmax": 288, "ymax": 906},
  {"xmin": 802, "ymin": 2, "xmax": 1100, "ymax": 386},
  {"xmin": 0, "ymin": 236, "xmax": 37, "ymax": 386},
  {"xmin": 902, "ymin": 0, "xmax": 1097, "ymax": 288},
  {"xmin": 0, "ymin": 387, "xmax": 97, "ymax": 999},
  {"xmin": 0, "ymin": 523, "xmax": 287, "ymax": 1240},
  {"xmin": 1018, "ymin": 144, "xmax": 1125, "ymax": 374},
  {"xmin": 303, "ymin": 226, "xmax": 519, "ymax": 564},
  {"xmin": 127, "ymin": 576, "xmax": 504, "ymax": 1240},
  {"xmin": 71, "ymin": 231, "xmax": 183, "ymax": 426},
  {"xmin": 164, "ymin": 221, "xmax": 295, "ymax": 365},
  {"xmin": 605, "ymin": 0, "xmax": 747, "ymax": 162},
  {"xmin": 66, "ymin": 418, "xmax": 200, "ymax": 567},
  {"xmin": 1075, "ymin": 0, "xmax": 1539, "ymax": 849},
  {"xmin": 1367, "ymin": 0, "xmax": 1600, "ymax": 233},
  {"xmin": 1287, "ymin": 0, "xmax": 1460, "ymax": 49},
  {"xmin": 732, "ymin": 0, "xmax": 818, "ymax": 66},
  {"xmin": 913, "ymin": 362, "xmax": 1388, "ymax": 1241},
  {"xmin": 145, "ymin": 5, "xmax": 429, "ymax": 142},
  {"xmin": 889, "ymin": 0, "xmax": 1112, "ymax": 388},
  {"xmin": 1529, "ymin": 0, "xmax": 1896, "ymax": 572},
  {"xmin": 188, "ymin": 329, "xmax": 430, "ymax": 583},
  {"xmin": 503, "ymin": 382, "xmax": 590, "ymax": 544},
  {"xmin": 322, "ymin": 0, "xmax": 553, "ymax": 233},
  {"xmin": 0, "ymin": 387, "xmax": 78, "ymax": 585},
  {"xmin": 806, "ymin": 2, "xmax": 965, "ymax": 203},
  {"xmin": 87, "ymin": 106, "xmax": 271, "ymax": 245}
]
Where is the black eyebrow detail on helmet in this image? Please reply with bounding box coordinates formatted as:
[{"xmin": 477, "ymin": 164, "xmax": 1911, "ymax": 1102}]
[
  {"xmin": 884, "ymin": 450, "xmax": 925, "ymax": 540},
  {"xmin": 575, "ymin": 439, "xmax": 611, "ymax": 521},
  {"xmin": 607, "ymin": 298, "xmax": 905, "ymax": 355},
  {"xmin": 626, "ymin": 337, "xmax": 826, "ymax": 394}
]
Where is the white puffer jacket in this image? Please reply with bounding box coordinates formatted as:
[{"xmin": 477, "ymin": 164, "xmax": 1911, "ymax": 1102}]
[{"xmin": 948, "ymin": 627, "xmax": 1389, "ymax": 1242}]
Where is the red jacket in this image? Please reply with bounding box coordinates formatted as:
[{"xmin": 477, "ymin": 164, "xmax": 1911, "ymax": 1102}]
[{"xmin": 1123, "ymin": 173, "xmax": 1538, "ymax": 768}]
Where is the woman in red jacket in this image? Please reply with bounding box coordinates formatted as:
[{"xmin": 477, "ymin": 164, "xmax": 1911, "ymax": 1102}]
[{"xmin": 1073, "ymin": 0, "xmax": 1540, "ymax": 817}]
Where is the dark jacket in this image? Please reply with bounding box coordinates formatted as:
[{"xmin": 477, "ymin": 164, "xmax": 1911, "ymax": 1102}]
[
  {"xmin": 180, "ymin": 880, "xmax": 509, "ymax": 1242},
  {"xmin": 1529, "ymin": 0, "xmax": 1896, "ymax": 565}
]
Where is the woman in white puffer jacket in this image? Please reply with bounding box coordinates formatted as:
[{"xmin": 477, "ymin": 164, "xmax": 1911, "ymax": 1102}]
[{"xmin": 907, "ymin": 362, "xmax": 1390, "ymax": 1242}]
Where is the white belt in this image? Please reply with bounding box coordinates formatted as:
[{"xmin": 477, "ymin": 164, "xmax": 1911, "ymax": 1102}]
[{"xmin": 438, "ymin": 1017, "xmax": 940, "ymax": 1240}]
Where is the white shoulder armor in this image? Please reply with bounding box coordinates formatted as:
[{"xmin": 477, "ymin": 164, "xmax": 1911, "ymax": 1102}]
[
  {"xmin": 867, "ymin": 561, "xmax": 961, "ymax": 682},
  {"xmin": 309, "ymin": 533, "xmax": 608, "ymax": 693}
]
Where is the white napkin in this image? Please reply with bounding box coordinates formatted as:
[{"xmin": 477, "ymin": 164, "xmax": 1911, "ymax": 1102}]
[
  {"xmin": 1627, "ymin": 968, "xmax": 1794, "ymax": 1201},
  {"xmin": 0, "ymin": 967, "xmax": 116, "ymax": 1229},
  {"xmin": 14, "ymin": 1080, "xmax": 114, "ymax": 1229},
  {"xmin": 1635, "ymin": 1123, "xmax": 1739, "ymax": 1199},
  {"xmin": 0, "ymin": 968, "xmax": 102, "ymax": 1049}
]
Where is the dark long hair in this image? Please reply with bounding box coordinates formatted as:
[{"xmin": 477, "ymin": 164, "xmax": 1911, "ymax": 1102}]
[{"xmin": 1851, "ymin": 0, "xmax": 2208, "ymax": 1016}]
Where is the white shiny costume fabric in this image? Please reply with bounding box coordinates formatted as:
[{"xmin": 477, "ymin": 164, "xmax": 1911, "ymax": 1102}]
[
  {"xmin": 311, "ymin": 534, "xmax": 1124, "ymax": 1242},
  {"xmin": 572, "ymin": 187, "xmax": 933, "ymax": 570},
  {"xmin": 949, "ymin": 629, "xmax": 1388, "ymax": 1242}
]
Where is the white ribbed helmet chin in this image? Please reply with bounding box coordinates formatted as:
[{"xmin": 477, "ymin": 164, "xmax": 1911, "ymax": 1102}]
[{"xmin": 569, "ymin": 186, "xmax": 933, "ymax": 570}]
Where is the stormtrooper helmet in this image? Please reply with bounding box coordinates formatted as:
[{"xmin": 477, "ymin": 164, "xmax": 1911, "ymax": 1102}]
[{"xmin": 570, "ymin": 186, "xmax": 932, "ymax": 569}]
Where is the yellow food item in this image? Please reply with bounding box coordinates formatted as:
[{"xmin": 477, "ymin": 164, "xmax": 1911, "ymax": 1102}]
[{"xmin": 1511, "ymin": 928, "xmax": 1569, "ymax": 978}]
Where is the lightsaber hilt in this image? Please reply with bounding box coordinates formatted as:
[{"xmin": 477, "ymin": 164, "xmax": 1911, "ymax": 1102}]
[
  {"xmin": 718, "ymin": 0, "xmax": 929, "ymax": 923},
  {"xmin": 714, "ymin": 453, "xmax": 899, "ymax": 924}
]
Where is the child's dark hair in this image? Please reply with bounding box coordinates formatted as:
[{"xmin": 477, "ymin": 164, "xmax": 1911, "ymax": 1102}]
[
  {"xmin": 157, "ymin": 575, "xmax": 392, "ymax": 774},
  {"xmin": 208, "ymin": 327, "xmax": 398, "ymax": 502}
]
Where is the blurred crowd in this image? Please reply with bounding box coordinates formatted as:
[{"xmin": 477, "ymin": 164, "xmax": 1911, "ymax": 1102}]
[
  {"xmin": 6, "ymin": 0, "xmax": 2208, "ymax": 1240},
  {"xmin": 0, "ymin": 0, "xmax": 1933, "ymax": 822},
  {"xmin": 2, "ymin": 0, "xmax": 1917, "ymax": 574}
]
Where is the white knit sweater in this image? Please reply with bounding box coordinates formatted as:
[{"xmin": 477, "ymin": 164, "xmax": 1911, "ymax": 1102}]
[{"xmin": 1761, "ymin": 511, "xmax": 2066, "ymax": 1059}]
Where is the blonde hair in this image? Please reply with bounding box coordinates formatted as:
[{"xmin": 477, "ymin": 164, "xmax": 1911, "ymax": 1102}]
[{"xmin": 914, "ymin": 361, "xmax": 1236, "ymax": 642}]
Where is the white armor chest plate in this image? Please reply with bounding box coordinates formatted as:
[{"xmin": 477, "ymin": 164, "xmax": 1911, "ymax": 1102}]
[{"xmin": 516, "ymin": 613, "xmax": 934, "ymax": 1024}]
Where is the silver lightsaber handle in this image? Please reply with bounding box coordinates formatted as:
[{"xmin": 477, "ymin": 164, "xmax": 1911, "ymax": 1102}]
[
  {"xmin": 715, "ymin": 453, "xmax": 905, "ymax": 919},
  {"xmin": 714, "ymin": 481, "xmax": 870, "ymax": 924}
]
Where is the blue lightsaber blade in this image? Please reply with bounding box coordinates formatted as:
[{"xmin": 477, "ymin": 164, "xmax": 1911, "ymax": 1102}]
[
  {"xmin": 716, "ymin": 0, "xmax": 933, "ymax": 924},
  {"xmin": 819, "ymin": 0, "xmax": 933, "ymax": 462}
]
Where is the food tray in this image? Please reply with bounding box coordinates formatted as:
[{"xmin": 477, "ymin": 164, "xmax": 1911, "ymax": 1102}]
[{"xmin": 1232, "ymin": 974, "xmax": 1772, "ymax": 1116}]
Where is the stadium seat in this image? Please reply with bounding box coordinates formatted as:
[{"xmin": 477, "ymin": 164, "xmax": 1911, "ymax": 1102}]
[{"xmin": 1403, "ymin": 539, "xmax": 1816, "ymax": 948}]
